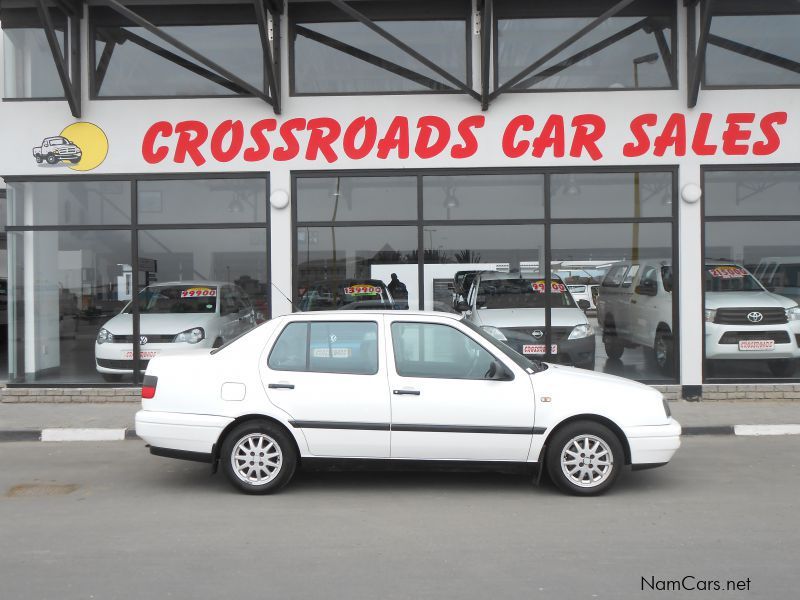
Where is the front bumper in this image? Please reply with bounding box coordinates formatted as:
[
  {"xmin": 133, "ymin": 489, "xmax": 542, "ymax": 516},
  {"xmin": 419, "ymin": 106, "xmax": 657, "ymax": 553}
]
[
  {"xmin": 624, "ymin": 418, "xmax": 682, "ymax": 466},
  {"xmin": 95, "ymin": 341, "xmax": 212, "ymax": 373},
  {"xmin": 501, "ymin": 330, "xmax": 596, "ymax": 367},
  {"xmin": 705, "ymin": 322, "xmax": 800, "ymax": 360},
  {"xmin": 136, "ymin": 409, "xmax": 232, "ymax": 454}
]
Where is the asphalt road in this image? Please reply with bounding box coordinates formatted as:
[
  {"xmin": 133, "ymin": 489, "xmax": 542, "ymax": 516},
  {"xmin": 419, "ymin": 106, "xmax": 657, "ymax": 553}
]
[{"xmin": 1, "ymin": 436, "xmax": 798, "ymax": 600}]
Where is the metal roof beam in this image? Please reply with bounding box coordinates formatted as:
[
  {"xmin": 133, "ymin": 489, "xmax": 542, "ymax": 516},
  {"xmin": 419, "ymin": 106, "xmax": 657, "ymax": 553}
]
[
  {"xmin": 254, "ymin": 0, "xmax": 281, "ymax": 113},
  {"xmin": 687, "ymin": 0, "xmax": 712, "ymax": 108},
  {"xmin": 327, "ymin": 0, "xmax": 479, "ymax": 101},
  {"xmin": 489, "ymin": 0, "xmax": 637, "ymax": 101},
  {"xmin": 36, "ymin": 0, "xmax": 80, "ymax": 117},
  {"xmin": 708, "ymin": 34, "xmax": 800, "ymax": 75},
  {"xmin": 479, "ymin": 0, "xmax": 492, "ymax": 110}
]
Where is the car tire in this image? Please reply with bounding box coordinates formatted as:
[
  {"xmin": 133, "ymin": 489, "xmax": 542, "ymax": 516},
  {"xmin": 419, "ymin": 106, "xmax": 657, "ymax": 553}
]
[
  {"xmin": 546, "ymin": 420, "xmax": 623, "ymax": 496},
  {"xmin": 70, "ymin": 159, "xmax": 81, "ymax": 164},
  {"xmin": 768, "ymin": 359, "xmax": 795, "ymax": 378},
  {"xmin": 221, "ymin": 420, "xmax": 297, "ymax": 495},
  {"xmin": 45, "ymin": 154, "xmax": 58, "ymax": 164},
  {"xmin": 35, "ymin": 155, "xmax": 43, "ymax": 163},
  {"xmin": 212, "ymin": 337, "xmax": 224, "ymax": 349},
  {"xmin": 101, "ymin": 373, "xmax": 123, "ymax": 383},
  {"xmin": 603, "ymin": 320, "xmax": 624, "ymax": 360},
  {"xmin": 653, "ymin": 328, "xmax": 674, "ymax": 377}
]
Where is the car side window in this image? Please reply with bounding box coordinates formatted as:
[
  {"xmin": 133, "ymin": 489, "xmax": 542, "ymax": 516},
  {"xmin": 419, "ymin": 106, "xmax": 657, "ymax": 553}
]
[
  {"xmin": 621, "ymin": 264, "xmax": 640, "ymax": 288},
  {"xmin": 268, "ymin": 321, "xmax": 379, "ymax": 375},
  {"xmin": 391, "ymin": 322, "xmax": 495, "ymax": 380},
  {"xmin": 602, "ymin": 265, "xmax": 627, "ymax": 287},
  {"xmin": 220, "ymin": 287, "xmax": 238, "ymax": 316},
  {"xmin": 638, "ymin": 266, "xmax": 658, "ymax": 294}
]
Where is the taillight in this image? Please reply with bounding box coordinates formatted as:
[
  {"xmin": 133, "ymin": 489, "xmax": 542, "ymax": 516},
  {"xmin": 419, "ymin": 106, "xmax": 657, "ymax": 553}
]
[{"xmin": 142, "ymin": 374, "xmax": 158, "ymax": 399}]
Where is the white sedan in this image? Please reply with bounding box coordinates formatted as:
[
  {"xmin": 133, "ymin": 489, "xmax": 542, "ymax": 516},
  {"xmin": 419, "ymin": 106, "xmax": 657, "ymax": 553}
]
[{"xmin": 136, "ymin": 311, "xmax": 681, "ymax": 496}]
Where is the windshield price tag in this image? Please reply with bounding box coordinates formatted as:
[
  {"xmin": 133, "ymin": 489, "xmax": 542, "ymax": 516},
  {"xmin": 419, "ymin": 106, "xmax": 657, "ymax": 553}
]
[
  {"xmin": 708, "ymin": 266, "xmax": 747, "ymax": 279},
  {"xmin": 180, "ymin": 287, "xmax": 217, "ymax": 298},
  {"xmin": 531, "ymin": 280, "xmax": 566, "ymax": 293},
  {"xmin": 344, "ymin": 285, "xmax": 381, "ymax": 295}
]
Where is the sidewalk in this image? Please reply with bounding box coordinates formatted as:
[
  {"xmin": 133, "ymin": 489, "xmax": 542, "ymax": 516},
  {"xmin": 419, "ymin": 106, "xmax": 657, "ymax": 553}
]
[{"xmin": 1, "ymin": 399, "xmax": 800, "ymax": 440}]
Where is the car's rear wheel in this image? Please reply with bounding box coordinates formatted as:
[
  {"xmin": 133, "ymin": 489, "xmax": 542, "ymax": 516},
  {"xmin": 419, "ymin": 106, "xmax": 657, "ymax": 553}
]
[
  {"xmin": 768, "ymin": 359, "xmax": 795, "ymax": 377},
  {"xmin": 221, "ymin": 420, "xmax": 297, "ymax": 494},
  {"xmin": 546, "ymin": 421, "xmax": 623, "ymax": 496}
]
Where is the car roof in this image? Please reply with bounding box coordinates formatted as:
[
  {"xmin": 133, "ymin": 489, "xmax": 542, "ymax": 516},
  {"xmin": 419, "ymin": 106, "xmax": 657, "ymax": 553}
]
[
  {"xmin": 145, "ymin": 281, "xmax": 230, "ymax": 288},
  {"xmin": 477, "ymin": 272, "xmax": 563, "ymax": 281},
  {"xmin": 285, "ymin": 309, "xmax": 462, "ymax": 320}
]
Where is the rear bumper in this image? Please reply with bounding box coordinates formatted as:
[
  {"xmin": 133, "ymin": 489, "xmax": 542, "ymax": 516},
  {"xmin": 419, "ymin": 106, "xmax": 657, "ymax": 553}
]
[
  {"xmin": 135, "ymin": 410, "xmax": 232, "ymax": 454},
  {"xmin": 624, "ymin": 418, "xmax": 682, "ymax": 466}
]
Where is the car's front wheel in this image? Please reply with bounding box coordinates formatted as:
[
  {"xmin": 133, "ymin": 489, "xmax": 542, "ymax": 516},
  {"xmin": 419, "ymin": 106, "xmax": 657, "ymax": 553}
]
[
  {"xmin": 221, "ymin": 420, "xmax": 297, "ymax": 494},
  {"xmin": 45, "ymin": 154, "xmax": 58, "ymax": 164},
  {"xmin": 546, "ymin": 421, "xmax": 623, "ymax": 496}
]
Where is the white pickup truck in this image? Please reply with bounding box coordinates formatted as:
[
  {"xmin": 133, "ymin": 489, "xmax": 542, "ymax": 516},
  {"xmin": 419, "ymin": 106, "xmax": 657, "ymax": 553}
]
[{"xmin": 33, "ymin": 136, "xmax": 82, "ymax": 165}]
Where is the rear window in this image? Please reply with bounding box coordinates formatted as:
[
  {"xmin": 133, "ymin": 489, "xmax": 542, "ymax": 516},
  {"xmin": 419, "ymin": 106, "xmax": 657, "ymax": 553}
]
[{"xmin": 268, "ymin": 321, "xmax": 379, "ymax": 375}]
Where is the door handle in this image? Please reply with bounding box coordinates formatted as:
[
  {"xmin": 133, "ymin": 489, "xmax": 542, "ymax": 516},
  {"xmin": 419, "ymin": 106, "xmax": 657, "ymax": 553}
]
[
  {"xmin": 393, "ymin": 389, "xmax": 420, "ymax": 395},
  {"xmin": 268, "ymin": 383, "xmax": 295, "ymax": 389}
]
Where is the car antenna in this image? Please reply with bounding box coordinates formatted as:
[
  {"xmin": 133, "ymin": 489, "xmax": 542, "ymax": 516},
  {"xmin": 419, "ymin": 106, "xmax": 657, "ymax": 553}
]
[{"xmin": 271, "ymin": 282, "xmax": 302, "ymax": 313}]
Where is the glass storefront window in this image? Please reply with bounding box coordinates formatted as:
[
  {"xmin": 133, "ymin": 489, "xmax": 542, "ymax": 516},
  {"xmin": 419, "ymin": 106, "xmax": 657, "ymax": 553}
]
[
  {"xmin": 8, "ymin": 181, "xmax": 132, "ymax": 227},
  {"xmin": 551, "ymin": 172, "xmax": 672, "ymax": 219},
  {"xmin": 2, "ymin": 7, "xmax": 68, "ymax": 99},
  {"xmin": 495, "ymin": 0, "xmax": 676, "ymax": 91},
  {"xmin": 295, "ymin": 169, "xmax": 676, "ymax": 382},
  {"xmin": 296, "ymin": 177, "xmax": 417, "ymax": 222},
  {"xmin": 704, "ymin": 169, "xmax": 800, "ymax": 381},
  {"xmin": 290, "ymin": 1, "xmax": 469, "ymax": 94},
  {"xmin": 555, "ymin": 222, "xmax": 675, "ymax": 380},
  {"xmin": 422, "ymin": 174, "xmax": 544, "ymax": 220},
  {"xmin": 90, "ymin": 5, "xmax": 263, "ymax": 97},
  {"xmin": 8, "ymin": 230, "xmax": 132, "ymax": 384},
  {"xmin": 705, "ymin": 3, "xmax": 800, "ymax": 87},
  {"xmin": 138, "ymin": 179, "xmax": 267, "ymax": 225},
  {"xmin": 296, "ymin": 226, "xmax": 418, "ymax": 311}
]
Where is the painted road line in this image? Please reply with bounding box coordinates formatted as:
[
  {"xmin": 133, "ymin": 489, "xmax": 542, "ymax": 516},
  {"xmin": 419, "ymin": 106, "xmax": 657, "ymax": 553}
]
[
  {"xmin": 734, "ymin": 424, "xmax": 800, "ymax": 436},
  {"xmin": 41, "ymin": 428, "xmax": 127, "ymax": 442}
]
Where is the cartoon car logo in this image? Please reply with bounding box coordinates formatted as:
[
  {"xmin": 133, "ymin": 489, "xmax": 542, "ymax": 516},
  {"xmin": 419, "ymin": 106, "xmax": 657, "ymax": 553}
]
[
  {"xmin": 33, "ymin": 136, "xmax": 83, "ymax": 165},
  {"xmin": 32, "ymin": 123, "xmax": 109, "ymax": 171}
]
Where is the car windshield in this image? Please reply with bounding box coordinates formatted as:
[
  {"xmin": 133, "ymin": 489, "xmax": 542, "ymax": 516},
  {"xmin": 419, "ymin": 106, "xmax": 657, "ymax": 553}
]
[
  {"xmin": 50, "ymin": 138, "xmax": 66, "ymax": 145},
  {"xmin": 705, "ymin": 265, "xmax": 763, "ymax": 292},
  {"xmin": 462, "ymin": 319, "xmax": 547, "ymax": 373},
  {"xmin": 124, "ymin": 285, "xmax": 218, "ymax": 314},
  {"xmin": 299, "ymin": 280, "xmax": 393, "ymax": 311},
  {"xmin": 477, "ymin": 278, "xmax": 576, "ymax": 309}
]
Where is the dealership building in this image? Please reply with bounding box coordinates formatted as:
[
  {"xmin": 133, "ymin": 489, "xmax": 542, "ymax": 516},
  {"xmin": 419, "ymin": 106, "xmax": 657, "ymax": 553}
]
[{"xmin": 2, "ymin": 0, "xmax": 800, "ymax": 401}]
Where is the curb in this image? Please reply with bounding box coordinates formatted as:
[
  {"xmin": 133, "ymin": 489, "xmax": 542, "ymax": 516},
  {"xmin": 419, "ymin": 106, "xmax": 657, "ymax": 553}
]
[{"xmin": 1, "ymin": 425, "xmax": 799, "ymax": 442}]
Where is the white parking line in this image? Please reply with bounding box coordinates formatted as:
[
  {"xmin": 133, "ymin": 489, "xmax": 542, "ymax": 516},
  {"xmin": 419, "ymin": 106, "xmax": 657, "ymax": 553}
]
[
  {"xmin": 41, "ymin": 428, "xmax": 127, "ymax": 442},
  {"xmin": 734, "ymin": 424, "xmax": 800, "ymax": 436}
]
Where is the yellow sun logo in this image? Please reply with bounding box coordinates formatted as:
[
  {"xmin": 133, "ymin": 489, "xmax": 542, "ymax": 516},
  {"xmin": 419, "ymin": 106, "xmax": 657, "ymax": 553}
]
[{"xmin": 59, "ymin": 122, "xmax": 109, "ymax": 171}]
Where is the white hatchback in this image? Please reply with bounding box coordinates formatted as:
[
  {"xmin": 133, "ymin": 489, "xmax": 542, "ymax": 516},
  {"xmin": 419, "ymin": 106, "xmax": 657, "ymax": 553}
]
[
  {"xmin": 136, "ymin": 311, "xmax": 681, "ymax": 496},
  {"xmin": 95, "ymin": 281, "xmax": 256, "ymax": 382}
]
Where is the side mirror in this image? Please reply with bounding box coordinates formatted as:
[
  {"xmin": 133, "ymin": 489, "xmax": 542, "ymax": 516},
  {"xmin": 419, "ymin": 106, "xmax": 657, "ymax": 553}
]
[
  {"xmin": 485, "ymin": 360, "xmax": 512, "ymax": 381},
  {"xmin": 577, "ymin": 299, "xmax": 590, "ymax": 311},
  {"xmin": 455, "ymin": 300, "xmax": 471, "ymax": 313}
]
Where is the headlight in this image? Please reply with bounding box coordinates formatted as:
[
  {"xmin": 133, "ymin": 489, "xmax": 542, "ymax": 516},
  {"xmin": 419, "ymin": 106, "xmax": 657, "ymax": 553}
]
[
  {"xmin": 704, "ymin": 309, "xmax": 716, "ymax": 323},
  {"xmin": 787, "ymin": 306, "xmax": 800, "ymax": 321},
  {"xmin": 481, "ymin": 326, "xmax": 507, "ymax": 341},
  {"xmin": 173, "ymin": 327, "xmax": 205, "ymax": 344},
  {"xmin": 96, "ymin": 328, "xmax": 113, "ymax": 344},
  {"xmin": 567, "ymin": 323, "xmax": 594, "ymax": 340}
]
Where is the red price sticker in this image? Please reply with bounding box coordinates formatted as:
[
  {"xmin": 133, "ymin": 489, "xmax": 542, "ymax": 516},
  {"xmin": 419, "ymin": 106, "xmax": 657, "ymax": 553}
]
[
  {"xmin": 180, "ymin": 287, "xmax": 217, "ymax": 298},
  {"xmin": 344, "ymin": 285, "xmax": 380, "ymax": 295},
  {"xmin": 531, "ymin": 280, "xmax": 567, "ymax": 293},
  {"xmin": 708, "ymin": 266, "xmax": 747, "ymax": 279}
]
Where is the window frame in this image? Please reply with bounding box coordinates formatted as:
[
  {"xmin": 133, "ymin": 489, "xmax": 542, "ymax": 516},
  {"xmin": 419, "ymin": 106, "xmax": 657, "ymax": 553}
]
[
  {"xmin": 292, "ymin": 165, "xmax": 680, "ymax": 385},
  {"xmin": 701, "ymin": 0, "xmax": 800, "ymax": 91},
  {"xmin": 492, "ymin": 0, "xmax": 678, "ymax": 94},
  {"xmin": 2, "ymin": 171, "xmax": 271, "ymax": 388},
  {"xmin": 701, "ymin": 163, "xmax": 800, "ymax": 384},
  {"xmin": 288, "ymin": 0, "xmax": 473, "ymax": 97},
  {"xmin": 87, "ymin": 3, "xmax": 268, "ymax": 101}
]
